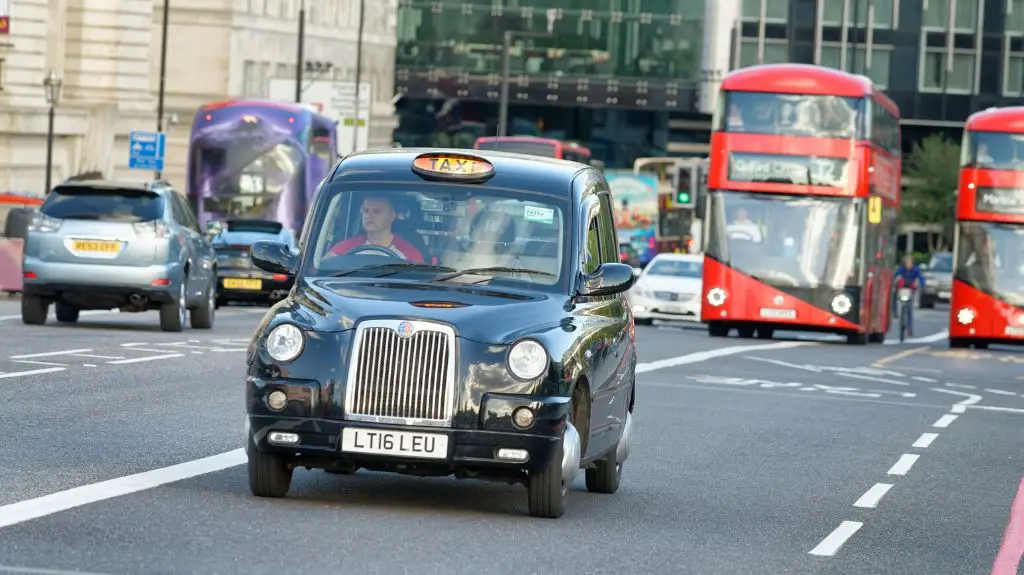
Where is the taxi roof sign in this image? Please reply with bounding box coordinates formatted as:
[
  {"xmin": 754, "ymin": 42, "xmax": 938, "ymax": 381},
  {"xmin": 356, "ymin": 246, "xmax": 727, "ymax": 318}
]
[{"xmin": 411, "ymin": 153, "xmax": 495, "ymax": 182}]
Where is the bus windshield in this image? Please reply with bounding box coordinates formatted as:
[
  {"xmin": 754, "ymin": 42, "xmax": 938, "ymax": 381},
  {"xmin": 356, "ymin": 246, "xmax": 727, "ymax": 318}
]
[
  {"xmin": 955, "ymin": 222, "xmax": 1024, "ymax": 306},
  {"xmin": 719, "ymin": 91, "xmax": 864, "ymax": 139},
  {"xmin": 705, "ymin": 191, "xmax": 862, "ymax": 290},
  {"xmin": 189, "ymin": 107, "xmax": 311, "ymax": 230},
  {"xmin": 962, "ymin": 131, "xmax": 1024, "ymax": 171}
]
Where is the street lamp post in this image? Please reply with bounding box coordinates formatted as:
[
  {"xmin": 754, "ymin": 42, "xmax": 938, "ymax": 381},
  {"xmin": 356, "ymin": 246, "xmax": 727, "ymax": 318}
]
[
  {"xmin": 42, "ymin": 69, "xmax": 62, "ymax": 195},
  {"xmin": 295, "ymin": 0, "xmax": 305, "ymax": 102},
  {"xmin": 156, "ymin": 0, "xmax": 170, "ymax": 179},
  {"xmin": 497, "ymin": 11, "xmax": 556, "ymax": 137}
]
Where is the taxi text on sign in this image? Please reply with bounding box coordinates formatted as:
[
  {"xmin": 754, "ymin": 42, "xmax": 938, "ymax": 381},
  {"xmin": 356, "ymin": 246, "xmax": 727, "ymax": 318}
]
[{"xmin": 412, "ymin": 155, "xmax": 494, "ymax": 177}]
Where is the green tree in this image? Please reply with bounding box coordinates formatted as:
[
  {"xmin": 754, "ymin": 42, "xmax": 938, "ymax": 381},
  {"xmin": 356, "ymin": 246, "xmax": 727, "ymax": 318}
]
[{"xmin": 901, "ymin": 133, "xmax": 960, "ymax": 252}]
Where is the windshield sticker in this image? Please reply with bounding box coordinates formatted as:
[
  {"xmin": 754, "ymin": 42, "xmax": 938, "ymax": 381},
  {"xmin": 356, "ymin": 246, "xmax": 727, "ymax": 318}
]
[{"xmin": 524, "ymin": 205, "xmax": 554, "ymax": 223}]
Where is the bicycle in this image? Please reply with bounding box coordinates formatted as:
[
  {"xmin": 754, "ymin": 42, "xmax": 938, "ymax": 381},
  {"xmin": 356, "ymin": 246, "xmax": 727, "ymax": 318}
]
[{"xmin": 895, "ymin": 278, "xmax": 917, "ymax": 342}]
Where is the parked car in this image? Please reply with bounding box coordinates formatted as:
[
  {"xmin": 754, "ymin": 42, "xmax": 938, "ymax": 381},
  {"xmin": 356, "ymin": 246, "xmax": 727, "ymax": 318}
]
[
  {"xmin": 208, "ymin": 219, "xmax": 298, "ymax": 307},
  {"xmin": 20, "ymin": 178, "xmax": 218, "ymax": 331},
  {"xmin": 627, "ymin": 252, "xmax": 704, "ymax": 324},
  {"xmin": 920, "ymin": 251, "xmax": 953, "ymax": 308}
]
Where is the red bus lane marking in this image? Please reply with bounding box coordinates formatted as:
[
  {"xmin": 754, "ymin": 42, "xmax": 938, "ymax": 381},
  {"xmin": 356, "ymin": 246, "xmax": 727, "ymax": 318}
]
[{"xmin": 991, "ymin": 477, "xmax": 1024, "ymax": 575}]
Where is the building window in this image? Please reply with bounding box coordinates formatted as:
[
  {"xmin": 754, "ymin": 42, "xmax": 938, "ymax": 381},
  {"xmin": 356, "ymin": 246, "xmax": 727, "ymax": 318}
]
[
  {"xmin": 923, "ymin": 0, "xmax": 978, "ymax": 31},
  {"xmin": 919, "ymin": 49, "xmax": 975, "ymax": 93},
  {"xmin": 1004, "ymin": 46, "xmax": 1024, "ymax": 96},
  {"xmin": 1008, "ymin": 0, "xmax": 1024, "ymax": 33},
  {"xmin": 741, "ymin": 0, "xmax": 789, "ymax": 21},
  {"xmin": 822, "ymin": 0, "xmax": 894, "ymax": 28},
  {"xmin": 819, "ymin": 44, "xmax": 891, "ymax": 88},
  {"xmin": 738, "ymin": 39, "xmax": 789, "ymax": 67}
]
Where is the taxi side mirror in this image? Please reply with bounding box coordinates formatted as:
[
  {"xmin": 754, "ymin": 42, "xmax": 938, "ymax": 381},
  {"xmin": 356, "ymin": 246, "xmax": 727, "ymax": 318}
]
[
  {"xmin": 578, "ymin": 262, "xmax": 636, "ymax": 297},
  {"xmin": 251, "ymin": 240, "xmax": 298, "ymax": 276}
]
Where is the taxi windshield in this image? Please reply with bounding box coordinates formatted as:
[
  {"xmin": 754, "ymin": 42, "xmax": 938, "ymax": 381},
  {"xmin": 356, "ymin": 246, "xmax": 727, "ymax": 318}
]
[{"xmin": 304, "ymin": 185, "xmax": 569, "ymax": 291}]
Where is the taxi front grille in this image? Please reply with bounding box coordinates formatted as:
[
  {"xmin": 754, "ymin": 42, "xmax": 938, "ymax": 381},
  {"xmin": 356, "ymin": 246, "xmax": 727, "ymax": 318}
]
[{"xmin": 343, "ymin": 320, "xmax": 456, "ymax": 427}]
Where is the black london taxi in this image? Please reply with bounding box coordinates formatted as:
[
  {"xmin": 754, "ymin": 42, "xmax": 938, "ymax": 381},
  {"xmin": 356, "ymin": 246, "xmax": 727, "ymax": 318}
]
[
  {"xmin": 206, "ymin": 219, "xmax": 298, "ymax": 307},
  {"xmin": 244, "ymin": 148, "xmax": 638, "ymax": 519}
]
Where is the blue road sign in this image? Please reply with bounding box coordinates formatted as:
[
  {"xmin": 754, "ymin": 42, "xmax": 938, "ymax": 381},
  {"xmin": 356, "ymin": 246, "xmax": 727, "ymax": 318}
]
[{"xmin": 128, "ymin": 130, "xmax": 166, "ymax": 172}]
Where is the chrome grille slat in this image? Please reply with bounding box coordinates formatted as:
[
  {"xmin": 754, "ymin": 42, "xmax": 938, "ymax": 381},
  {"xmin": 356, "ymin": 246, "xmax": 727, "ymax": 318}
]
[{"xmin": 344, "ymin": 319, "xmax": 457, "ymax": 427}]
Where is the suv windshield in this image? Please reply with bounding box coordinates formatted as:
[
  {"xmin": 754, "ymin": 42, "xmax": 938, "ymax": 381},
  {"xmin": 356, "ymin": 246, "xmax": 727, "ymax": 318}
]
[
  {"xmin": 42, "ymin": 186, "xmax": 163, "ymax": 222},
  {"xmin": 305, "ymin": 186, "xmax": 568, "ymax": 291}
]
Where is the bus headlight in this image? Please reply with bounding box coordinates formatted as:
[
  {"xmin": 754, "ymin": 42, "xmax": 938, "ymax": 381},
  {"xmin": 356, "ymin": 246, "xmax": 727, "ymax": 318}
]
[
  {"xmin": 831, "ymin": 293, "xmax": 853, "ymax": 315},
  {"xmin": 265, "ymin": 323, "xmax": 304, "ymax": 362},
  {"xmin": 956, "ymin": 307, "xmax": 976, "ymax": 325},
  {"xmin": 507, "ymin": 339, "xmax": 548, "ymax": 380},
  {"xmin": 706, "ymin": 287, "xmax": 727, "ymax": 307}
]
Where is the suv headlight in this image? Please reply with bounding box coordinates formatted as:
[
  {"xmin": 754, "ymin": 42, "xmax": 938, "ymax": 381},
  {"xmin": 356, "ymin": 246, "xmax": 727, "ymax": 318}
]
[
  {"xmin": 265, "ymin": 323, "xmax": 304, "ymax": 362},
  {"xmin": 507, "ymin": 339, "xmax": 548, "ymax": 380}
]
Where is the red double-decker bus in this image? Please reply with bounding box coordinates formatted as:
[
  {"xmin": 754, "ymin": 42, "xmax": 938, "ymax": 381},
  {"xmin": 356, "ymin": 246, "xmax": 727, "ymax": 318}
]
[
  {"xmin": 949, "ymin": 107, "xmax": 1024, "ymax": 349},
  {"xmin": 700, "ymin": 64, "xmax": 901, "ymax": 344},
  {"xmin": 473, "ymin": 136, "xmax": 594, "ymax": 164}
]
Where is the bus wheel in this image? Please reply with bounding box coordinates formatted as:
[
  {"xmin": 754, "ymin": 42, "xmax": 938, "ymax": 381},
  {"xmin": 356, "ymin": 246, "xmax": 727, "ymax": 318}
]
[
  {"xmin": 756, "ymin": 328, "xmax": 773, "ymax": 339},
  {"xmin": 846, "ymin": 332, "xmax": 867, "ymax": 345},
  {"xmin": 737, "ymin": 327, "xmax": 755, "ymax": 338},
  {"xmin": 867, "ymin": 332, "xmax": 885, "ymax": 344},
  {"xmin": 949, "ymin": 338, "xmax": 969, "ymax": 348},
  {"xmin": 708, "ymin": 323, "xmax": 729, "ymax": 337}
]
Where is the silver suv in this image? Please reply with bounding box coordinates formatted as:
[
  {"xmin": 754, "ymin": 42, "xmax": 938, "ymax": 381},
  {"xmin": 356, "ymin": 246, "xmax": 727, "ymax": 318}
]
[{"xmin": 20, "ymin": 178, "xmax": 218, "ymax": 332}]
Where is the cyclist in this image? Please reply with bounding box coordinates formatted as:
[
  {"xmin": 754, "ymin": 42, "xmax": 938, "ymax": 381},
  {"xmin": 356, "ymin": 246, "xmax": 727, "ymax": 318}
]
[{"xmin": 893, "ymin": 254, "xmax": 925, "ymax": 337}]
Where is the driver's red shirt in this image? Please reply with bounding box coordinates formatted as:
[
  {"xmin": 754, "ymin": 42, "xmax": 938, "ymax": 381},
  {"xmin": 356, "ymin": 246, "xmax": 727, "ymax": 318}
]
[{"xmin": 328, "ymin": 233, "xmax": 425, "ymax": 263}]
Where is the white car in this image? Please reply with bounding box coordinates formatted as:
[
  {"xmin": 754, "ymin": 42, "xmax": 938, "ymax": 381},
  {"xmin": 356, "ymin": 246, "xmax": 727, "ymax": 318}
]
[{"xmin": 628, "ymin": 253, "xmax": 704, "ymax": 324}]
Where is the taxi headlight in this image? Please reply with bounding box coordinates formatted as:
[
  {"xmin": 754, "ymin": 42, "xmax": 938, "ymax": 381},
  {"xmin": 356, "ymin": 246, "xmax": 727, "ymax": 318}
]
[
  {"xmin": 507, "ymin": 339, "xmax": 548, "ymax": 380},
  {"xmin": 265, "ymin": 323, "xmax": 304, "ymax": 362}
]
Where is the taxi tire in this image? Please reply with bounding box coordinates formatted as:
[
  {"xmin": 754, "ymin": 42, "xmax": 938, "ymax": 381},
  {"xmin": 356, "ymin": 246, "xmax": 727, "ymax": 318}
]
[
  {"xmin": 247, "ymin": 435, "xmax": 293, "ymax": 498},
  {"xmin": 21, "ymin": 296, "xmax": 48, "ymax": 325},
  {"xmin": 584, "ymin": 450, "xmax": 621, "ymax": 494},
  {"xmin": 527, "ymin": 436, "xmax": 567, "ymax": 519}
]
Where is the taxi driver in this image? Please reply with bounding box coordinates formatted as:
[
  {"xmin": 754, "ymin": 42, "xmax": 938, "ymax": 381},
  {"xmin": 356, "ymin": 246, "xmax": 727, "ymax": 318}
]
[{"xmin": 328, "ymin": 195, "xmax": 425, "ymax": 262}]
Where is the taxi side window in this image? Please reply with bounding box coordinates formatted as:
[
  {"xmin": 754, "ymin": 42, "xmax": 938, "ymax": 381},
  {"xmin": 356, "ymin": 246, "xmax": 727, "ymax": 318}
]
[
  {"xmin": 596, "ymin": 192, "xmax": 618, "ymax": 264},
  {"xmin": 583, "ymin": 215, "xmax": 601, "ymax": 274}
]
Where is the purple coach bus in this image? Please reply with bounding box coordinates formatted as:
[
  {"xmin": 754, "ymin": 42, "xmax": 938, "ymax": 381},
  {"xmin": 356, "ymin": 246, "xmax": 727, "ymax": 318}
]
[{"xmin": 187, "ymin": 99, "xmax": 338, "ymax": 232}]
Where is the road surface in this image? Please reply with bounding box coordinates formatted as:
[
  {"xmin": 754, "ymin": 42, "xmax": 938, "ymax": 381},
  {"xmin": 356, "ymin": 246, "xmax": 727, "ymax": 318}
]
[{"xmin": 0, "ymin": 300, "xmax": 1021, "ymax": 574}]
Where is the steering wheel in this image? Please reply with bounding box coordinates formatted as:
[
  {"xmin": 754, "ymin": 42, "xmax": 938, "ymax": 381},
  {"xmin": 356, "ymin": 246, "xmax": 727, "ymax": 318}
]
[{"xmin": 344, "ymin": 244, "xmax": 403, "ymax": 259}]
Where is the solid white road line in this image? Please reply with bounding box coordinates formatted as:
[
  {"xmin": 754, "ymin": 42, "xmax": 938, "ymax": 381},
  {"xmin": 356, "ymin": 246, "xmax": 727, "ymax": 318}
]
[
  {"xmin": 905, "ymin": 330, "xmax": 949, "ymax": 344},
  {"xmin": 0, "ymin": 342, "xmax": 813, "ymax": 528},
  {"xmin": 0, "ymin": 449, "xmax": 246, "ymax": 529},
  {"xmin": 886, "ymin": 454, "xmax": 920, "ymax": 476},
  {"xmin": 913, "ymin": 433, "xmax": 939, "ymax": 448},
  {"xmin": 635, "ymin": 341, "xmax": 815, "ymax": 373},
  {"xmin": 853, "ymin": 483, "xmax": 893, "ymax": 508},
  {"xmin": 0, "ymin": 367, "xmax": 66, "ymax": 379},
  {"xmin": 808, "ymin": 521, "xmax": 864, "ymax": 556},
  {"xmin": 0, "ymin": 565, "xmax": 117, "ymax": 575},
  {"xmin": 9, "ymin": 349, "xmax": 91, "ymax": 359},
  {"xmin": 933, "ymin": 414, "xmax": 958, "ymax": 428},
  {"xmin": 106, "ymin": 353, "xmax": 184, "ymax": 365}
]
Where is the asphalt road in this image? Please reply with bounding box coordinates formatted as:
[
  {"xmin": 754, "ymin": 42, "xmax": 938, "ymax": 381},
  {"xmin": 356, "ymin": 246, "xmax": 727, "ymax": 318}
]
[{"xmin": 1, "ymin": 300, "xmax": 1022, "ymax": 575}]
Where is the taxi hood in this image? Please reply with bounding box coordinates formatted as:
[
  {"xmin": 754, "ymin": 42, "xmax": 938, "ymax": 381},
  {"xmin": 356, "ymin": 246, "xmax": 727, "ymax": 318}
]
[{"xmin": 288, "ymin": 278, "xmax": 568, "ymax": 344}]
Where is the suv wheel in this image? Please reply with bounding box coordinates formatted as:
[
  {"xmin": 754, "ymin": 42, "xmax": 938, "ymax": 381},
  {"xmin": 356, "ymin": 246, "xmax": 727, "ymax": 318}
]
[
  {"xmin": 190, "ymin": 280, "xmax": 215, "ymax": 329},
  {"xmin": 159, "ymin": 281, "xmax": 186, "ymax": 332},
  {"xmin": 21, "ymin": 296, "xmax": 48, "ymax": 325},
  {"xmin": 55, "ymin": 301, "xmax": 79, "ymax": 323}
]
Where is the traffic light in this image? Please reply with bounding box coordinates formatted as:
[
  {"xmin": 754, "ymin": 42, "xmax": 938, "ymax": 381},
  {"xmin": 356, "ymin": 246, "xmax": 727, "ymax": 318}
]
[{"xmin": 674, "ymin": 165, "xmax": 696, "ymax": 209}]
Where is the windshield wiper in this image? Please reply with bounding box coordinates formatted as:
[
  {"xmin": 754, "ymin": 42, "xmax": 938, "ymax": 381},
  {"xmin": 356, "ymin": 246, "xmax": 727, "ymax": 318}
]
[
  {"xmin": 433, "ymin": 266, "xmax": 555, "ymax": 282},
  {"xmin": 331, "ymin": 263, "xmax": 456, "ymax": 277}
]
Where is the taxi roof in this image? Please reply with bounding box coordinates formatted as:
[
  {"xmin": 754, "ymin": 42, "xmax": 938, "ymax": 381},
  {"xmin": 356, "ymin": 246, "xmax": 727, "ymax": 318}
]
[{"xmin": 329, "ymin": 148, "xmax": 590, "ymax": 198}]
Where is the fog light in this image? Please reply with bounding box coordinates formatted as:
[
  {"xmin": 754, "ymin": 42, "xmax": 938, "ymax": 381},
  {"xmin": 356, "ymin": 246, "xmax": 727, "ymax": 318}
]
[
  {"xmin": 268, "ymin": 431, "xmax": 299, "ymax": 445},
  {"xmin": 831, "ymin": 293, "xmax": 852, "ymax": 315},
  {"xmin": 496, "ymin": 448, "xmax": 529, "ymax": 462},
  {"xmin": 267, "ymin": 390, "xmax": 287, "ymax": 410},
  {"xmin": 512, "ymin": 407, "xmax": 535, "ymax": 429},
  {"xmin": 957, "ymin": 307, "xmax": 976, "ymax": 325},
  {"xmin": 707, "ymin": 287, "xmax": 727, "ymax": 306}
]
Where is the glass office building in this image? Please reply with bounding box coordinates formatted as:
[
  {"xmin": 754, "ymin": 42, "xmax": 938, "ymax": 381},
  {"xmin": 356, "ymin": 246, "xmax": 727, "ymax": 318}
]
[
  {"xmin": 392, "ymin": 0, "xmax": 711, "ymax": 168},
  {"xmin": 737, "ymin": 0, "xmax": 1024, "ymax": 152}
]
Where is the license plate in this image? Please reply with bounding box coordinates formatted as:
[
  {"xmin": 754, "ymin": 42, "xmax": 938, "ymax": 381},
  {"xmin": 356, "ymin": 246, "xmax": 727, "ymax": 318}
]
[
  {"xmin": 760, "ymin": 307, "xmax": 797, "ymax": 319},
  {"xmin": 223, "ymin": 278, "xmax": 262, "ymax": 290},
  {"xmin": 938, "ymin": 291, "xmax": 951, "ymax": 299},
  {"xmin": 1006, "ymin": 327, "xmax": 1024, "ymax": 336},
  {"xmin": 340, "ymin": 427, "xmax": 448, "ymax": 459},
  {"xmin": 71, "ymin": 240, "xmax": 121, "ymax": 253}
]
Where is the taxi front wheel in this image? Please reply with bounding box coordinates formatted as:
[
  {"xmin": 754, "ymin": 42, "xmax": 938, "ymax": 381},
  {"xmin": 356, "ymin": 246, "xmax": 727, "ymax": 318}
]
[
  {"xmin": 246, "ymin": 435, "xmax": 293, "ymax": 498},
  {"xmin": 527, "ymin": 437, "xmax": 567, "ymax": 519}
]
